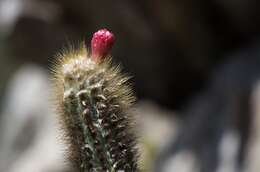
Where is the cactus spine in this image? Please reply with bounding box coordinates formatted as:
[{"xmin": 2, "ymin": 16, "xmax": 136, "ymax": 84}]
[{"xmin": 52, "ymin": 29, "xmax": 139, "ymax": 172}]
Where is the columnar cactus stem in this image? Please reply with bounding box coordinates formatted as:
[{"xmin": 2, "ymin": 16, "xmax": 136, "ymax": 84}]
[{"xmin": 51, "ymin": 29, "xmax": 139, "ymax": 172}]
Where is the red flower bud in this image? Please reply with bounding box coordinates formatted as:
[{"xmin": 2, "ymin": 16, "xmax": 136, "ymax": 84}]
[{"xmin": 91, "ymin": 29, "xmax": 115, "ymax": 62}]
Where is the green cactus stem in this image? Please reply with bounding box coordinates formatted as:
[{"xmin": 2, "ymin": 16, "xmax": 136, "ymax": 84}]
[{"xmin": 51, "ymin": 29, "xmax": 139, "ymax": 172}]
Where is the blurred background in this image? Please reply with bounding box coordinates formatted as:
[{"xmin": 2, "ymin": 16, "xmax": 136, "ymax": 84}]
[{"xmin": 0, "ymin": 0, "xmax": 260, "ymax": 171}]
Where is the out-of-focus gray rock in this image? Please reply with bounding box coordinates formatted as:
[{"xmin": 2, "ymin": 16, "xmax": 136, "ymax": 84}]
[
  {"xmin": 0, "ymin": 64, "xmax": 70, "ymax": 172},
  {"xmin": 244, "ymin": 82, "xmax": 260, "ymax": 172},
  {"xmin": 134, "ymin": 100, "xmax": 178, "ymax": 171}
]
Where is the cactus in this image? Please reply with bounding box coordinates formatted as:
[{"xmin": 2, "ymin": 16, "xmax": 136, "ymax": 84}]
[{"xmin": 51, "ymin": 29, "xmax": 139, "ymax": 172}]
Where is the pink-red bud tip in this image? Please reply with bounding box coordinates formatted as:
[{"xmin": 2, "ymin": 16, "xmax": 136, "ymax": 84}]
[{"xmin": 91, "ymin": 29, "xmax": 115, "ymax": 62}]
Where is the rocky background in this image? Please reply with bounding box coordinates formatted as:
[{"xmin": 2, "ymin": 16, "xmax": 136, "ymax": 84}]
[{"xmin": 0, "ymin": 0, "xmax": 260, "ymax": 171}]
